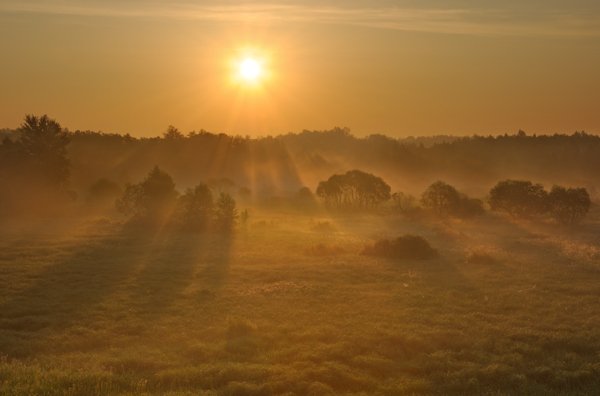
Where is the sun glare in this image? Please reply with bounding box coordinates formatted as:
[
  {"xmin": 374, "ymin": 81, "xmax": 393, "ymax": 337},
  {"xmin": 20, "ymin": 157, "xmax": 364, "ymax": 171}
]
[
  {"xmin": 238, "ymin": 58, "xmax": 262, "ymax": 83},
  {"xmin": 228, "ymin": 47, "xmax": 273, "ymax": 90}
]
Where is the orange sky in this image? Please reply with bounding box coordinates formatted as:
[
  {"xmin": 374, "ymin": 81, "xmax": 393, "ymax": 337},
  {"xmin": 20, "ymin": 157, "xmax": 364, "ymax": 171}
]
[{"xmin": 1, "ymin": 1, "xmax": 600, "ymax": 137}]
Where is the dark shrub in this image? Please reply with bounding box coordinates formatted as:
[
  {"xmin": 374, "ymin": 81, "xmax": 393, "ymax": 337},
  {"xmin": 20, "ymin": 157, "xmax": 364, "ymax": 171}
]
[
  {"xmin": 362, "ymin": 235, "xmax": 438, "ymax": 260},
  {"xmin": 116, "ymin": 166, "xmax": 178, "ymax": 223},
  {"xmin": 421, "ymin": 181, "xmax": 484, "ymax": 218},
  {"xmin": 316, "ymin": 169, "xmax": 391, "ymax": 209},
  {"xmin": 548, "ymin": 185, "xmax": 591, "ymax": 225},
  {"xmin": 421, "ymin": 181, "xmax": 460, "ymax": 215},
  {"xmin": 176, "ymin": 183, "xmax": 213, "ymax": 230},
  {"xmin": 489, "ymin": 180, "xmax": 548, "ymax": 217},
  {"xmin": 214, "ymin": 192, "xmax": 238, "ymax": 231}
]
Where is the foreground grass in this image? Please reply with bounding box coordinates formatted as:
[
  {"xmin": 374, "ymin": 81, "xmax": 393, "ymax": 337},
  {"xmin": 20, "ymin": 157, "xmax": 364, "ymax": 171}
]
[{"xmin": 0, "ymin": 211, "xmax": 599, "ymax": 395}]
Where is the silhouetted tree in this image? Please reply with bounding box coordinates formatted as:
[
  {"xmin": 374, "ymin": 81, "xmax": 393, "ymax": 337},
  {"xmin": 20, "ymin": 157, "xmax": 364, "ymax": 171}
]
[
  {"xmin": 21, "ymin": 115, "xmax": 70, "ymax": 182},
  {"xmin": 0, "ymin": 115, "xmax": 73, "ymax": 215},
  {"xmin": 316, "ymin": 170, "xmax": 391, "ymax": 209},
  {"xmin": 421, "ymin": 181, "xmax": 461, "ymax": 215},
  {"xmin": 176, "ymin": 183, "xmax": 213, "ymax": 230},
  {"xmin": 117, "ymin": 166, "xmax": 178, "ymax": 222},
  {"xmin": 421, "ymin": 181, "xmax": 484, "ymax": 217},
  {"xmin": 489, "ymin": 180, "xmax": 548, "ymax": 218},
  {"xmin": 214, "ymin": 192, "xmax": 238, "ymax": 230},
  {"xmin": 163, "ymin": 125, "xmax": 184, "ymax": 140},
  {"xmin": 14, "ymin": 114, "xmax": 70, "ymax": 186},
  {"xmin": 548, "ymin": 186, "xmax": 591, "ymax": 224}
]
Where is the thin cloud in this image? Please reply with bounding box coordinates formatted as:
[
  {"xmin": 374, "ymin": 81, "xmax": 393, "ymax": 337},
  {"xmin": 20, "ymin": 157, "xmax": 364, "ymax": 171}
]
[{"xmin": 1, "ymin": 1, "xmax": 599, "ymax": 37}]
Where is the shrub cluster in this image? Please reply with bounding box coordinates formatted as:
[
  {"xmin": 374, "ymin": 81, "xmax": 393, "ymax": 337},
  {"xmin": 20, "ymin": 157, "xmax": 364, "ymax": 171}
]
[
  {"xmin": 115, "ymin": 166, "xmax": 239, "ymax": 231},
  {"xmin": 362, "ymin": 234, "xmax": 438, "ymax": 260},
  {"xmin": 420, "ymin": 181, "xmax": 484, "ymax": 218},
  {"xmin": 489, "ymin": 180, "xmax": 591, "ymax": 224}
]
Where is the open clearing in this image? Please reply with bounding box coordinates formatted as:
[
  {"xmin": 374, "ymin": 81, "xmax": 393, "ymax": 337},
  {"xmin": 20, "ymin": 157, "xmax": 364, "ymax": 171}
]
[{"xmin": 1, "ymin": 210, "xmax": 600, "ymax": 395}]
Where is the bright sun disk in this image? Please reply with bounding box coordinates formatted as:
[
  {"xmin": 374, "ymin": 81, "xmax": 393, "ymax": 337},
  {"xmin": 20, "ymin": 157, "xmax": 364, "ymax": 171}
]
[{"xmin": 239, "ymin": 58, "xmax": 262, "ymax": 82}]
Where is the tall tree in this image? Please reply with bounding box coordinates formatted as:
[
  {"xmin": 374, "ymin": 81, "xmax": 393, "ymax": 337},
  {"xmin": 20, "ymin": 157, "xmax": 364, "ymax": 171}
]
[{"xmin": 18, "ymin": 114, "xmax": 70, "ymax": 187}]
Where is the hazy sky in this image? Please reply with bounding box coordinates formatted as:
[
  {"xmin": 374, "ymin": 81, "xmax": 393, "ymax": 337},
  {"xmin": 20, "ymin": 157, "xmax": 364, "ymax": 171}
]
[{"xmin": 1, "ymin": 0, "xmax": 600, "ymax": 136}]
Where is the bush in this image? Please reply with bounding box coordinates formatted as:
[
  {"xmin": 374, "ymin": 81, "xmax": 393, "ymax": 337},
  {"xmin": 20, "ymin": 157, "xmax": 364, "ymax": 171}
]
[
  {"xmin": 175, "ymin": 183, "xmax": 213, "ymax": 230},
  {"xmin": 116, "ymin": 166, "xmax": 178, "ymax": 223},
  {"xmin": 489, "ymin": 180, "xmax": 548, "ymax": 218},
  {"xmin": 316, "ymin": 169, "xmax": 391, "ymax": 209},
  {"xmin": 214, "ymin": 192, "xmax": 238, "ymax": 231},
  {"xmin": 548, "ymin": 185, "xmax": 591, "ymax": 225},
  {"xmin": 362, "ymin": 235, "xmax": 438, "ymax": 260},
  {"xmin": 421, "ymin": 181, "xmax": 484, "ymax": 218},
  {"xmin": 421, "ymin": 181, "xmax": 460, "ymax": 215}
]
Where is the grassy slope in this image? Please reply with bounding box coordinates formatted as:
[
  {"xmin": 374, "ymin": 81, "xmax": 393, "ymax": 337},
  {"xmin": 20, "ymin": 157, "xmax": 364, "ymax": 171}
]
[{"xmin": 0, "ymin": 210, "xmax": 599, "ymax": 395}]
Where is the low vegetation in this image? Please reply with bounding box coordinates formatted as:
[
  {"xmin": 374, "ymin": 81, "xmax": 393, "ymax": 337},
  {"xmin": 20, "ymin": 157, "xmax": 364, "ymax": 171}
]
[
  {"xmin": 362, "ymin": 234, "xmax": 438, "ymax": 260},
  {"xmin": 1, "ymin": 115, "xmax": 600, "ymax": 394},
  {"xmin": 421, "ymin": 181, "xmax": 484, "ymax": 218}
]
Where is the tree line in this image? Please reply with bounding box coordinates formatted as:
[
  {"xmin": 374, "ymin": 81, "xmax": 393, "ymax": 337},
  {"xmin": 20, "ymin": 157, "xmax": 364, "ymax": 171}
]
[
  {"xmin": 315, "ymin": 170, "xmax": 591, "ymax": 225},
  {"xmin": 4, "ymin": 118, "xmax": 600, "ymax": 198},
  {"xmin": 0, "ymin": 114, "xmax": 595, "ymax": 226}
]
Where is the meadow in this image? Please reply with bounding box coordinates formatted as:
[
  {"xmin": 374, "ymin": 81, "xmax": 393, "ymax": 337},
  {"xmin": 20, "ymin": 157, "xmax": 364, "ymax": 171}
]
[{"xmin": 1, "ymin": 208, "xmax": 599, "ymax": 395}]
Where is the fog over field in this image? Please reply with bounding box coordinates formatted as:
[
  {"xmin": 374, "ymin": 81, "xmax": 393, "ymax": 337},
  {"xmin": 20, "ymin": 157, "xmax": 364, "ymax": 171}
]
[
  {"xmin": 2, "ymin": 0, "xmax": 600, "ymax": 394},
  {"xmin": 1, "ymin": 117, "xmax": 600, "ymax": 395}
]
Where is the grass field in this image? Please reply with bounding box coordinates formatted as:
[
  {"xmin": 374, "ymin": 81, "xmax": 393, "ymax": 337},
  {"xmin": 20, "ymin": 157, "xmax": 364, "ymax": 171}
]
[{"xmin": 1, "ymin": 210, "xmax": 600, "ymax": 395}]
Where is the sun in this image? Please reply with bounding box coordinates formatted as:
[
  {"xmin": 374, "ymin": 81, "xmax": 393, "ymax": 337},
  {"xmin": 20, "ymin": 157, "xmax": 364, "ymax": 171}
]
[
  {"xmin": 238, "ymin": 58, "xmax": 262, "ymax": 83},
  {"xmin": 227, "ymin": 47, "xmax": 272, "ymax": 88}
]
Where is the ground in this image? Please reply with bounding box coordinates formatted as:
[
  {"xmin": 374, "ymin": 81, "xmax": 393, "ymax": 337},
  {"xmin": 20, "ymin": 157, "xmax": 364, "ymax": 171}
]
[{"xmin": 0, "ymin": 209, "xmax": 599, "ymax": 395}]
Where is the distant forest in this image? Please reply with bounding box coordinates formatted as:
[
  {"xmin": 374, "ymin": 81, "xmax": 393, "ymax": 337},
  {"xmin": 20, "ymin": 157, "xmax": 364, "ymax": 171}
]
[{"xmin": 1, "ymin": 124, "xmax": 599, "ymax": 201}]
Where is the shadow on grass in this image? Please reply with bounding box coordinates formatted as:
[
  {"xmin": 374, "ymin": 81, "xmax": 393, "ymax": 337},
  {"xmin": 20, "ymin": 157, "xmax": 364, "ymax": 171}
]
[
  {"xmin": 128, "ymin": 230, "xmax": 234, "ymax": 316},
  {"xmin": 0, "ymin": 228, "xmax": 147, "ymax": 355},
  {"xmin": 0, "ymin": 225, "xmax": 234, "ymax": 357},
  {"xmin": 197, "ymin": 233, "xmax": 234, "ymax": 290}
]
